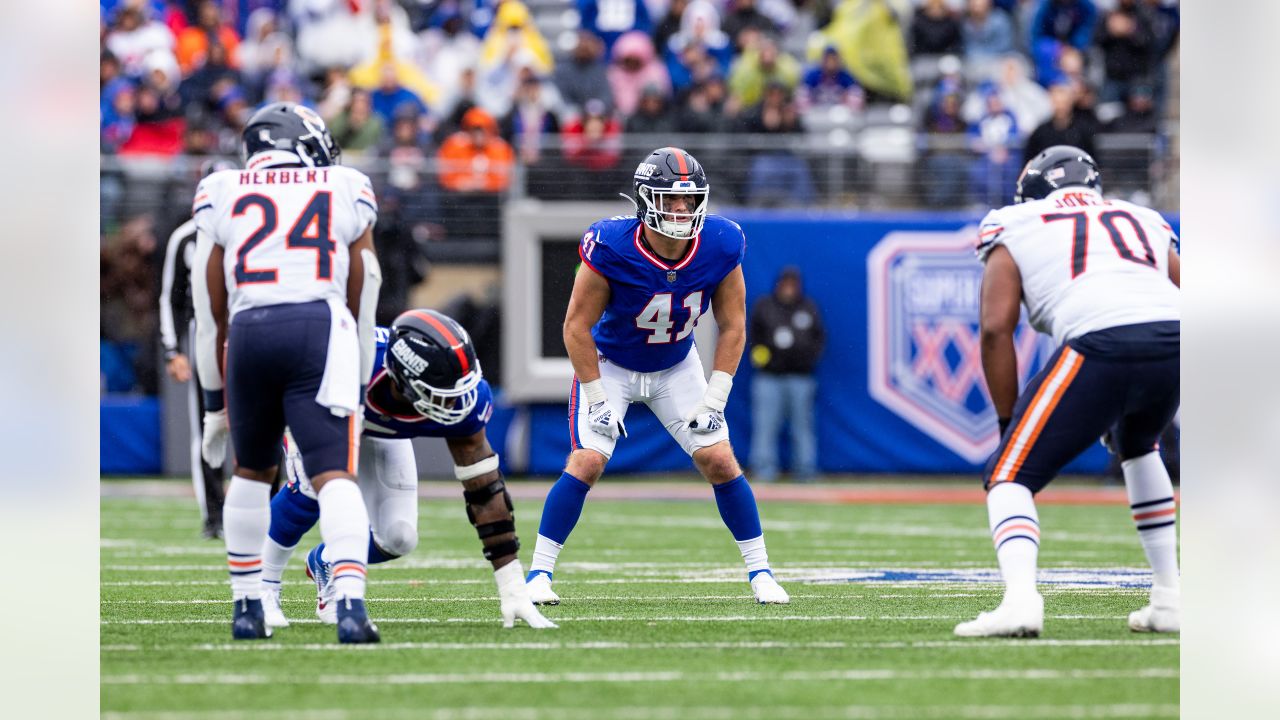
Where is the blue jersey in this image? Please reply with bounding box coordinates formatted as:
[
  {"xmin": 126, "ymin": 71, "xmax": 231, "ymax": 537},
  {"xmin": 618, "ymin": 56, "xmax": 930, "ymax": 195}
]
[
  {"xmin": 578, "ymin": 214, "xmax": 745, "ymax": 372},
  {"xmin": 360, "ymin": 327, "xmax": 494, "ymax": 440}
]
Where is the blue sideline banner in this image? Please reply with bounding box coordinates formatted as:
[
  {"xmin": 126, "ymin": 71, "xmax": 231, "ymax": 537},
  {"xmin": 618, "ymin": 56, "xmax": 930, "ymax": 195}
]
[{"xmin": 521, "ymin": 210, "xmax": 1178, "ymax": 476}]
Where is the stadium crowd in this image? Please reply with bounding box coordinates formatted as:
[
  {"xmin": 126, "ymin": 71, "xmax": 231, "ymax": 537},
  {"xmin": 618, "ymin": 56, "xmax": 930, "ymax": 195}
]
[{"xmin": 100, "ymin": 0, "xmax": 1178, "ymax": 393}]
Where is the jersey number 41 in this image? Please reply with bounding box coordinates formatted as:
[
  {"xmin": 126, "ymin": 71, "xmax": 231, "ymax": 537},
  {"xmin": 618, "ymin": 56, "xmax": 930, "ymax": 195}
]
[{"xmin": 636, "ymin": 291, "xmax": 704, "ymax": 344}]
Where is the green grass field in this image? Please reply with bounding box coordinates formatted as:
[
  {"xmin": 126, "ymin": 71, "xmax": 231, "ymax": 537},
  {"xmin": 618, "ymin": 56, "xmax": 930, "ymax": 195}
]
[{"xmin": 101, "ymin": 480, "xmax": 1178, "ymax": 719}]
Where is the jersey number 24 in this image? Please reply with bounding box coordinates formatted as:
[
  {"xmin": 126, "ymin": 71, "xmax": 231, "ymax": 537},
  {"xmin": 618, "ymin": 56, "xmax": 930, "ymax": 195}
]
[
  {"xmin": 233, "ymin": 192, "xmax": 335, "ymax": 285},
  {"xmin": 636, "ymin": 291, "xmax": 704, "ymax": 344}
]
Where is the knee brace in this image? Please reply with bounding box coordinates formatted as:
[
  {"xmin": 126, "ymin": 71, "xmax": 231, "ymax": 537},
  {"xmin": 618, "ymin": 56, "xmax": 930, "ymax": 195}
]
[{"xmin": 457, "ymin": 454, "xmax": 520, "ymax": 562}]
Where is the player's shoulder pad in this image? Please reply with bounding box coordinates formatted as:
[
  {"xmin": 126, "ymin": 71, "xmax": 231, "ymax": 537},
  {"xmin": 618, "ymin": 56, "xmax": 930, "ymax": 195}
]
[
  {"xmin": 579, "ymin": 216, "xmax": 636, "ymax": 277},
  {"xmin": 334, "ymin": 165, "xmax": 378, "ymax": 211},
  {"xmin": 703, "ymin": 214, "xmax": 747, "ymax": 264},
  {"xmin": 975, "ymin": 206, "xmax": 1010, "ymax": 261},
  {"xmin": 191, "ymin": 169, "xmax": 237, "ymax": 216}
]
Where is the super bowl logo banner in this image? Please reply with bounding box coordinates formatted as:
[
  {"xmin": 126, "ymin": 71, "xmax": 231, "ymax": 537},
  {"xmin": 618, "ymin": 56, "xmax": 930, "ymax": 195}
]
[{"xmin": 867, "ymin": 228, "xmax": 1052, "ymax": 464}]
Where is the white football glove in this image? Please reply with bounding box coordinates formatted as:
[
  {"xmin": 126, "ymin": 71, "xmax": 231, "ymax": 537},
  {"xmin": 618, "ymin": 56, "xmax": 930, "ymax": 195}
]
[
  {"xmin": 685, "ymin": 371, "xmax": 733, "ymax": 434},
  {"xmin": 582, "ymin": 379, "xmax": 627, "ymax": 440},
  {"xmin": 495, "ymin": 560, "xmax": 557, "ymax": 629},
  {"xmin": 201, "ymin": 409, "xmax": 229, "ymax": 468}
]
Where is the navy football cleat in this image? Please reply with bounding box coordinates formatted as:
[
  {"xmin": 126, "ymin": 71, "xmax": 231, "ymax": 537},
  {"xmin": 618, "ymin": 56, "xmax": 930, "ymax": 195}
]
[
  {"xmin": 336, "ymin": 597, "xmax": 381, "ymax": 644},
  {"xmin": 231, "ymin": 597, "xmax": 272, "ymax": 640}
]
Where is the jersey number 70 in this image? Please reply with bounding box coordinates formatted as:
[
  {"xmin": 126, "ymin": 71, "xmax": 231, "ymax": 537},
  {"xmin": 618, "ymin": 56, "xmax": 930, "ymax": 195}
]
[
  {"xmin": 1041, "ymin": 209, "xmax": 1158, "ymax": 279},
  {"xmin": 233, "ymin": 192, "xmax": 336, "ymax": 285},
  {"xmin": 635, "ymin": 291, "xmax": 704, "ymax": 344}
]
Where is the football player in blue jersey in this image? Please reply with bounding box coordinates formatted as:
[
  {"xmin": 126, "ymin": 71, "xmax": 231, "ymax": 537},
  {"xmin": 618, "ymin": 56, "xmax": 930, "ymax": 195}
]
[
  {"xmin": 525, "ymin": 147, "xmax": 790, "ymax": 605},
  {"xmin": 258, "ymin": 309, "xmax": 555, "ymax": 630}
]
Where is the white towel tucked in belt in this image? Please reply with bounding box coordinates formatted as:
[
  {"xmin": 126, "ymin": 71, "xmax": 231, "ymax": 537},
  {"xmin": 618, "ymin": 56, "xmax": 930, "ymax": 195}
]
[{"xmin": 315, "ymin": 298, "xmax": 362, "ymax": 417}]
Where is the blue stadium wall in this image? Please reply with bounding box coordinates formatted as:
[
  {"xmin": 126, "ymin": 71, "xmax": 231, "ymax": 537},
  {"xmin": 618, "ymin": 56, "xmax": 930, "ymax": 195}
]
[{"xmin": 103, "ymin": 211, "xmax": 1179, "ymax": 476}]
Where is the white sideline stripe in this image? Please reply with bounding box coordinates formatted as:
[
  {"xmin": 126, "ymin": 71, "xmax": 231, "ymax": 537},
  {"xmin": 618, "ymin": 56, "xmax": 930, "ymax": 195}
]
[
  {"xmin": 101, "ymin": 614, "xmax": 1128, "ymax": 625},
  {"xmin": 101, "ymin": 668, "xmax": 1177, "ymax": 686},
  {"xmin": 99, "ymin": 638, "xmax": 1178, "ymax": 653},
  {"xmin": 101, "ymin": 704, "xmax": 1179, "ymax": 720}
]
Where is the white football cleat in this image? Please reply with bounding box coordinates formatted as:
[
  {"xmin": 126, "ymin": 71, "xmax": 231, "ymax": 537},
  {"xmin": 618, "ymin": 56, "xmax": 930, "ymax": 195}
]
[
  {"xmin": 954, "ymin": 593, "xmax": 1044, "ymax": 637},
  {"xmin": 751, "ymin": 572, "xmax": 790, "ymax": 604},
  {"xmin": 1129, "ymin": 585, "xmax": 1180, "ymax": 633},
  {"xmin": 261, "ymin": 584, "xmax": 290, "ymax": 629},
  {"xmin": 526, "ymin": 572, "xmax": 560, "ymax": 606}
]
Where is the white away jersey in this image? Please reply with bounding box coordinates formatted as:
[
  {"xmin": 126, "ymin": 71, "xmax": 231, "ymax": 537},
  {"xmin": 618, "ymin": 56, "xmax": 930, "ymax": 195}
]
[
  {"xmin": 192, "ymin": 165, "xmax": 378, "ymax": 316},
  {"xmin": 976, "ymin": 187, "xmax": 1179, "ymax": 345}
]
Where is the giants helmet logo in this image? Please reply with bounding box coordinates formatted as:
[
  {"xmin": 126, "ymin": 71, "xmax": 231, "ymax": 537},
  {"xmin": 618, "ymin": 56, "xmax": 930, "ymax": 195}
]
[{"xmin": 866, "ymin": 228, "xmax": 1052, "ymax": 463}]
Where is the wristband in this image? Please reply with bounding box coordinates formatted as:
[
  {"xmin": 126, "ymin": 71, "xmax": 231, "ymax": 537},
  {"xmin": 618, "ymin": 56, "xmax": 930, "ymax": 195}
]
[
  {"xmin": 581, "ymin": 378, "xmax": 607, "ymax": 406},
  {"xmin": 998, "ymin": 417, "xmax": 1012, "ymax": 436},
  {"xmin": 203, "ymin": 390, "xmax": 225, "ymax": 413},
  {"xmin": 704, "ymin": 371, "xmax": 733, "ymax": 412}
]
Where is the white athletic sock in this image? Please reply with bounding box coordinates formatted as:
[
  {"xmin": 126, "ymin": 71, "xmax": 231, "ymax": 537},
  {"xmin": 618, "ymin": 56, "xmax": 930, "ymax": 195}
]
[
  {"xmin": 318, "ymin": 479, "xmax": 370, "ymax": 600},
  {"xmin": 986, "ymin": 482, "xmax": 1040, "ymax": 600},
  {"xmin": 736, "ymin": 535, "xmax": 770, "ymax": 574},
  {"xmin": 260, "ymin": 536, "xmax": 294, "ymax": 586},
  {"xmin": 1122, "ymin": 452, "xmax": 1180, "ymax": 592},
  {"xmin": 224, "ymin": 477, "xmax": 271, "ymax": 600},
  {"xmin": 530, "ymin": 535, "xmax": 563, "ymax": 575}
]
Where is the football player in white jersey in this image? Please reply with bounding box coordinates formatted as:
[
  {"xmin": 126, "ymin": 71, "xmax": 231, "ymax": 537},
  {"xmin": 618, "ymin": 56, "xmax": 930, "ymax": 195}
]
[
  {"xmin": 192, "ymin": 102, "xmax": 384, "ymax": 642},
  {"xmin": 956, "ymin": 146, "xmax": 1181, "ymax": 638}
]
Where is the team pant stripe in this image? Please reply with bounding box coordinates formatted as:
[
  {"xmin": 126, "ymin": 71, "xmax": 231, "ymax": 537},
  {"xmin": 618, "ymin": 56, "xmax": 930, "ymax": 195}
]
[
  {"xmin": 992, "ymin": 349, "xmax": 1084, "ymax": 483},
  {"xmin": 568, "ymin": 376, "xmax": 583, "ymax": 450},
  {"xmin": 347, "ymin": 413, "xmax": 358, "ymax": 475}
]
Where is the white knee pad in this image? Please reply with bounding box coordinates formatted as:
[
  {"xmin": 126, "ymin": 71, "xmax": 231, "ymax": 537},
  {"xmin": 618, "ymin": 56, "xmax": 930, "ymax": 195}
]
[{"xmin": 374, "ymin": 520, "xmax": 418, "ymax": 557}]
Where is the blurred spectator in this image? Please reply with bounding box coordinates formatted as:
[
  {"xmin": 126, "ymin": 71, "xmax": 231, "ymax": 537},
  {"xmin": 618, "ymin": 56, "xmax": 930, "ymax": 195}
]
[
  {"xmin": 479, "ymin": 1, "xmax": 553, "ymax": 81},
  {"xmin": 1022, "ymin": 82, "xmax": 1097, "ymax": 164},
  {"xmin": 968, "ymin": 89, "xmax": 1021, "ymax": 207},
  {"xmin": 742, "ymin": 83, "xmax": 814, "ymax": 206},
  {"xmin": 921, "ymin": 89, "xmax": 969, "ymax": 207},
  {"xmin": 1096, "ymin": 0, "xmax": 1157, "ymax": 104},
  {"xmin": 663, "ymin": 0, "xmax": 735, "ymax": 87},
  {"xmin": 578, "ymin": 0, "xmax": 653, "ymax": 53},
  {"xmin": 676, "ymin": 77, "xmax": 733, "ymax": 133},
  {"xmin": 501, "ymin": 74, "xmax": 563, "ymax": 194},
  {"xmin": 667, "ymin": 36, "xmax": 725, "ymax": 96},
  {"xmin": 101, "ymin": 49, "xmax": 124, "ymax": 94},
  {"xmin": 369, "ymin": 63, "xmax": 430, "ymax": 127},
  {"xmin": 328, "ymin": 89, "xmax": 386, "ymax": 157},
  {"xmin": 796, "ymin": 45, "xmax": 864, "ymax": 113},
  {"xmin": 811, "ymin": 0, "xmax": 911, "ymax": 103},
  {"xmin": 101, "ymin": 214, "xmax": 161, "ymax": 393},
  {"xmin": 652, "ymin": 0, "xmax": 689, "ymax": 56},
  {"xmin": 911, "ymin": 0, "xmax": 964, "ymax": 57},
  {"xmin": 723, "ymin": 0, "xmax": 779, "ymax": 51},
  {"xmin": 608, "ymin": 31, "xmax": 673, "ymax": 117},
  {"xmin": 436, "ymin": 107, "xmax": 514, "ymax": 239},
  {"xmin": 179, "ymin": 41, "xmax": 241, "ymax": 118},
  {"xmin": 625, "ymin": 85, "xmax": 679, "ymax": 134},
  {"xmin": 120, "ymin": 50, "xmax": 186, "ymax": 156},
  {"xmin": 292, "ymin": 0, "xmax": 366, "ymax": 71},
  {"xmin": 435, "ymin": 66, "xmax": 482, "ymax": 144},
  {"xmin": 749, "ymin": 266, "xmax": 824, "ymax": 483},
  {"xmin": 1030, "ymin": 0, "xmax": 1097, "ymax": 85},
  {"xmin": 777, "ymin": 0, "xmax": 832, "ymax": 60},
  {"xmin": 104, "ymin": 4, "xmax": 176, "ymax": 76},
  {"xmin": 236, "ymin": 8, "xmax": 281, "ymax": 79},
  {"xmin": 728, "ymin": 33, "xmax": 801, "ymax": 108},
  {"xmin": 554, "ymin": 30, "xmax": 615, "ymax": 116},
  {"xmin": 964, "ymin": 55, "xmax": 1050, "ymax": 134},
  {"xmin": 438, "ymin": 107, "xmax": 514, "ymax": 193},
  {"xmin": 350, "ymin": 2, "xmax": 441, "ymax": 109},
  {"xmin": 561, "ymin": 99, "xmax": 624, "ymax": 172},
  {"xmin": 175, "ymin": 0, "xmax": 241, "ymax": 75},
  {"xmin": 417, "ymin": 2, "xmax": 482, "ymax": 112},
  {"xmin": 102, "ymin": 79, "xmax": 138, "ymax": 153},
  {"xmin": 317, "ymin": 66, "xmax": 354, "ymax": 120},
  {"xmin": 962, "ymin": 0, "xmax": 1015, "ymax": 66},
  {"xmin": 1103, "ymin": 82, "xmax": 1158, "ymax": 134},
  {"xmin": 249, "ymin": 38, "xmax": 305, "ymax": 106}
]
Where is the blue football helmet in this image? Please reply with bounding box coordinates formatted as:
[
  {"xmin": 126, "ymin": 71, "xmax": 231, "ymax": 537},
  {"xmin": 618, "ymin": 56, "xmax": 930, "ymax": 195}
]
[{"xmin": 632, "ymin": 147, "xmax": 709, "ymax": 240}]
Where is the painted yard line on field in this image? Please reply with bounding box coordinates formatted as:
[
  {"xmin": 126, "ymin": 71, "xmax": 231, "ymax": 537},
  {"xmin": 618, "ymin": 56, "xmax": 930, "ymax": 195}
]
[
  {"xmin": 100, "ymin": 704, "xmax": 1180, "ymax": 720},
  {"xmin": 102, "ymin": 595, "xmax": 821, "ymax": 604},
  {"xmin": 100, "ymin": 638, "xmax": 1179, "ymax": 653},
  {"xmin": 102, "ymin": 614, "xmax": 1130, "ymax": 625},
  {"xmin": 101, "ymin": 667, "xmax": 1177, "ymax": 686}
]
